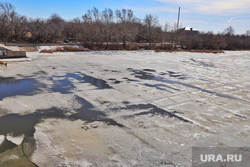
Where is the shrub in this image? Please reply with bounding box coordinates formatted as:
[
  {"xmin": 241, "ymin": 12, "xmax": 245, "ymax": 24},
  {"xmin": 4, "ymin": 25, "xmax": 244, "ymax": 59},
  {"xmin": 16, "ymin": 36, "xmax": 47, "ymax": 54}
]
[
  {"xmin": 106, "ymin": 43, "xmax": 124, "ymax": 50},
  {"xmin": 127, "ymin": 44, "xmax": 140, "ymax": 50},
  {"xmin": 39, "ymin": 46, "xmax": 88, "ymax": 53},
  {"xmin": 154, "ymin": 49, "xmax": 224, "ymax": 54},
  {"xmin": 55, "ymin": 47, "xmax": 64, "ymax": 52},
  {"xmin": 63, "ymin": 46, "xmax": 87, "ymax": 52},
  {"xmin": 40, "ymin": 49, "xmax": 54, "ymax": 53}
]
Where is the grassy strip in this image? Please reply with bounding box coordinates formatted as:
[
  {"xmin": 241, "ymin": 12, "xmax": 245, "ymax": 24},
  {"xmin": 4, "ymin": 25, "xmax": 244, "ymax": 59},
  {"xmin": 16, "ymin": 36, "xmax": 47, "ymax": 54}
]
[
  {"xmin": 40, "ymin": 46, "xmax": 88, "ymax": 53},
  {"xmin": 39, "ymin": 43, "xmax": 225, "ymax": 54},
  {"xmin": 155, "ymin": 49, "xmax": 224, "ymax": 54}
]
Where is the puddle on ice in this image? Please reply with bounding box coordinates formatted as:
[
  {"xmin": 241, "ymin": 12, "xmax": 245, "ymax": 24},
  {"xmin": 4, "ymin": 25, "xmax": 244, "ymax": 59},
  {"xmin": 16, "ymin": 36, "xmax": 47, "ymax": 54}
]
[
  {"xmin": 115, "ymin": 103, "xmax": 192, "ymax": 123},
  {"xmin": 128, "ymin": 68, "xmax": 247, "ymax": 102},
  {"xmin": 0, "ymin": 72, "xmax": 116, "ymax": 155},
  {"xmin": 0, "ymin": 77, "xmax": 42, "ymax": 100},
  {"xmin": 143, "ymin": 69, "xmax": 156, "ymax": 72},
  {"xmin": 51, "ymin": 72, "xmax": 112, "ymax": 93},
  {"xmin": 122, "ymin": 77, "xmax": 140, "ymax": 82},
  {"xmin": 0, "ymin": 108, "xmax": 66, "ymax": 153},
  {"xmin": 160, "ymin": 71, "xmax": 189, "ymax": 80},
  {"xmin": 50, "ymin": 77, "xmax": 75, "ymax": 94},
  {"xmin": 108, "ymin": 78, "xmax": 122, "ymax": 84},
  {"xmin": 235, "ymin": 114, "xmax": 248, "ymax": 120},
  {"xmin": 0, "ymin": 137, "xmax": 17, "ymax": 154},
  {"xmin": 190, "ymin": 58, "xmax": 215, "ymax": 68},
  {"xmin": 0, "ymin": 72, "xmax": 111, "ymax": 99},
  {"xmin": 130, "ymin": 69, "xmax": 188, "ymax": 80},
  {"xmin": 0, "ymin": 96, "xmax": 123, "ymax": 153},
  {"xmin": 80, "ymin": 73, "xmax": 112, "ymax": 89}
]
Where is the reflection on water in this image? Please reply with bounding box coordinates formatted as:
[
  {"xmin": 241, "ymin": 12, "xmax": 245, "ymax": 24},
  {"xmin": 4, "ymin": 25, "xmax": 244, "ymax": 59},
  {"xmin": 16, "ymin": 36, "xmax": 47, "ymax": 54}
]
[
  {"xmin": 51, "ymin": 72, "xmax": 112, "ymax": 94},
  {"xmin": 0, "ymin": 77, "xmax": 41, "ymax": 100},
  {"xmin": 0, "ymin": 72, "xmax": 115, "ymax": 162},
  {"xmin": 129, "ymin": 68, "xmax": 246, "ymax": 102},
  {"xmin": 0, "ymin": 96, "xmax": 124, "ymax": 154},
  {"xmin": 0, "ymin": 72, "xmax": 112, "ymax": 100}
]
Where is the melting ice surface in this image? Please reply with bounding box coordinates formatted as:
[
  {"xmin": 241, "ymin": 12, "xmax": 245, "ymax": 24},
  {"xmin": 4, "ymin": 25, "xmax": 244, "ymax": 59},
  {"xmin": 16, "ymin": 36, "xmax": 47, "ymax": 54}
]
[
  {"xmin": 0, "ymin": 96, "xmax": 123, "ymax": 153},
  {"xmin": 50, "ymin": 72, "xmax": 112, "ymax": 93},
  {"xmin": 0, "ymin": 77, "xmax": 40, "ymax": 100},
  {"xmin": 0, "ymin": 72, "xmax": 114, "ymax": 153},
  {"xmin": 0, "ymin": 72, "xmax": 112, "ymax": 99},
  {"xmin": 129, "ymin": 69, "xmax": 247, "ymax": 102}
]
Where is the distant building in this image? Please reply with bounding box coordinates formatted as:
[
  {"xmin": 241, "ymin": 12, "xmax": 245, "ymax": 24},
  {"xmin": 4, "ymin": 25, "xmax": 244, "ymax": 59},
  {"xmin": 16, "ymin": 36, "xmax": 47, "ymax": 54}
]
[
  {"xmin": 0, "ymin": 44, "xmax": 26, "ymax": 59},
  {"xmin": 178, "ymin": 27, "xmax": 199, "ymax": 35}
]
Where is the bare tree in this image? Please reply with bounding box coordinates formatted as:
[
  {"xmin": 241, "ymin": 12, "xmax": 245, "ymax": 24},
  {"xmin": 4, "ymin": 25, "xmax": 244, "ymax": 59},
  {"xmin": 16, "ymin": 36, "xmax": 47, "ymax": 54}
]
[
  {"xmin": 161, "ymin": 22, "xmax": 171, "ymax": 43},
  {"xmin": 82, "ymin": 9, "xmax": 93, "ymax": 23},
  {"xmin": 115, "ymin": 9, "xmax": 137, "ymax": 49},
  {"xmin": 65, "ymin": 18, "xmax": 82, "ymax": 40},
  {"xmin": 11, "ymin": 14, "xmax": 28, "ymax": 40},
  {"xmin": 29, "ymin": 18, "xmax": 47, "ymax": 42},
  {"xmin": 0, "ymin": 2, "xmax": 16, "ymax": 40},
  {"xmin": 28, "ymin": 14, "xmax": 65, "ymax": 43},
  {"xmin": 102, "ymin": 8, "xmax": 113, "ymax": 49},
  {"xmin": 143, "ymin": 14, "xmax": 159, "ymax": 45},
  {"xmin": 224, "ymin": 26, "xmax": 235, "ymax": 36},
  {"xmin": 246, "ymin": 30, "xmax": 250, "ymax": 37},
  {"xmin": 164, "ymin": 22, "xmax": 170, "ymax": 32},
  {"xmin": 93, "ymin": 7, "xmax": 100, "ymax": 22},
  {"xmin": 1, "ymin": 3, "xmax": 250, "ymax": 51},
  {"xmin": 81, "ymin": 8, "xmax": 104, "ymax": 45},
  {"xmin": 46, "ymin": 13, "xmax": 65, "ymax": 42}
]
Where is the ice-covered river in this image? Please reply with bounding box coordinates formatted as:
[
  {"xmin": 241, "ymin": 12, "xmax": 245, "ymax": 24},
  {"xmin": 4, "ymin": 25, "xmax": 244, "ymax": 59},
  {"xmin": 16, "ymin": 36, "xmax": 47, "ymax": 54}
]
[{"xmin": 0, "ymin": 50, "xmax": 249, "ymax": 166}]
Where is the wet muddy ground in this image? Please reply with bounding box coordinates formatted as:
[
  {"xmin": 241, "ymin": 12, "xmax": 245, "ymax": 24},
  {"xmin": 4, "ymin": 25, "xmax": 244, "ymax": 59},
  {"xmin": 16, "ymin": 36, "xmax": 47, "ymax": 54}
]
[{"xmin": 0, "ymin": 50, "xmax": 249, "ymax": 166}]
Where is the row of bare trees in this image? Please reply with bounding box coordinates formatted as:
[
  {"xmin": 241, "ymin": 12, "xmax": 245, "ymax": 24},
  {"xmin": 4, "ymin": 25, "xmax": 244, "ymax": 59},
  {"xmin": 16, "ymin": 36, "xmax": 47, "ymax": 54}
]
[
  {"xmin": 67, "ymin": 8, "xmax": 162, "ymax": 49},
  {"xmin": 178, "ymin": 26, "xmax": 250, "ymax": 50},
  {"xmin": 0, "ymin": 3, "xmax": 28, "ymax": 41},
  {"xmin": 1, "ymin": 2, "xmax": 250, "ymax": 50},
  {"xmin": 0, "ymin": 3, "xmax": 162, "ymax": 47}
]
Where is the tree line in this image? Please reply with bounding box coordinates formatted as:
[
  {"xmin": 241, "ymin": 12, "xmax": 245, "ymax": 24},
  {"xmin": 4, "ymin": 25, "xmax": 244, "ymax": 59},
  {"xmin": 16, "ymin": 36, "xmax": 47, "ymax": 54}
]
[{"xmin": 0, "ymin": 2, "xmax": 250, "ymax": 50}]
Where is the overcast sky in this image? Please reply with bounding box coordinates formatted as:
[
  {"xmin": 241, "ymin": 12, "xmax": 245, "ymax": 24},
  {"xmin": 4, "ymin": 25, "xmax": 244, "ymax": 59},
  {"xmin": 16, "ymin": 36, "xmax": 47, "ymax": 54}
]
[{"xmin": 4, "ymin": 0, "xmax": 250, "ymax": 34}]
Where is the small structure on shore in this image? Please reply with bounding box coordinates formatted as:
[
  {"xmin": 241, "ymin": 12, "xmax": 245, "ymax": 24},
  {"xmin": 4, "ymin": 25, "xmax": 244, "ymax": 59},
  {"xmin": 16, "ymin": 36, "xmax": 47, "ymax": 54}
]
[
  {"xmin": 0, "ymin": 44, "xmax": 26, "ymax": 59},
  {"xmin": 178, "ymin": 27, "xmax": 199, "ymax": 35}
]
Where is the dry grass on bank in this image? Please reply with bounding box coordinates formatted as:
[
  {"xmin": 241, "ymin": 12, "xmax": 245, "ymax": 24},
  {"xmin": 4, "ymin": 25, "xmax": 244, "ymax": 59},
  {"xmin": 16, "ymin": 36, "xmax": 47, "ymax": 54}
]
[
  {"xmin": 39, "ymin": 46, "xmax": 88, "ymax": 53},
  {"xmin": 40, "ymin": 49, "xmax": 54, "ymax": 53},
  {"xmin": 83, "ymin": 43, "xmax": 141, "ymax": 51},
  {"xmin": 154, "ymin": 49, "xmax": 224, "ymax": 54},
  {"xmin": 38, "ymin": 43, "xmax": 224, "ymax": 54}
]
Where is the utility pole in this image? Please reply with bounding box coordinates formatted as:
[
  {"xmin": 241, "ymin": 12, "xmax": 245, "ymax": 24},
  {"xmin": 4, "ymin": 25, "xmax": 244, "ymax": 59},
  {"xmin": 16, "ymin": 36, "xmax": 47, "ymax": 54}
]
[
  {"xmin": 175, "ymin": 7, "xmax": 181, "ymax": 48},
  {"xmin": 177, "ymin": 7, "xmax": 180, "ymax": 30}
]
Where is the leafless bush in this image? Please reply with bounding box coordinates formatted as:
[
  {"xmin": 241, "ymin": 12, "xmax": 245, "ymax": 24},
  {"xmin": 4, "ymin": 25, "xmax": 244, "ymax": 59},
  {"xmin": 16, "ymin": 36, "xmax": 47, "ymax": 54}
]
[
  {"xmin": 55, "ymin": 47, "xmax": 64, "ymax": 52},
  {"xmin": 106, "ymin": 43, "xmax": 124, "ymax": 50},
  {"xmin": 127, "ymin": 44, "xmax": 140, "ymax": 50},
  {"xmin": 155, "ymin": 49, "xmax": 224, "ymax": 54},
  {"xmin": 1, "ymin": 3, "xmax": 250, "ymax": 51},
  {"xmin": 63, "ymin": 46, "xmax": 87, "ymax": 52},
  {"xmin": 39, "ymin": 49, "xmax": 54, "ymax": 53}
]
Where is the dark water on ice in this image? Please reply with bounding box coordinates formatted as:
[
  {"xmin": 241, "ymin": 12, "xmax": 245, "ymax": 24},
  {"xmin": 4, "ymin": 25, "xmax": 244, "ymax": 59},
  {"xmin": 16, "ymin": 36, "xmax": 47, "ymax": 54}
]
[
  {"xmin": 0, "ymin": 95, "xmax": 123, "ymax": 153},
  {"xmin": 0, "ymin": 77, "xmax": 41, "ymax": 100},
  {"xmin": 0, "ymin": 72, "xmax": 114, "ymax": 154},
  {"xmin": 128, "ymin": 68, "xmax": 246, "ymax": 101},
  {"xmin": 50, "ymin": 72, "xmax": 112, "ymax": 93}
]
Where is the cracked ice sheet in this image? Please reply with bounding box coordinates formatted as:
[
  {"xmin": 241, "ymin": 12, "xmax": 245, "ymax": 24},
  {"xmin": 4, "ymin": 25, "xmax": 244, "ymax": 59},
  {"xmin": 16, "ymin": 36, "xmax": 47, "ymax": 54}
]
[
  {"xmin": 0, "ymin": 50, "xmax": 249, "ymax": 166},
  {"xmin": 0, "ymin": 93, "xmax": 80, "ymax": 115},
  {"xmin": 32, "ymin": 118, "xmax": 173, "ymax": 167}
]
